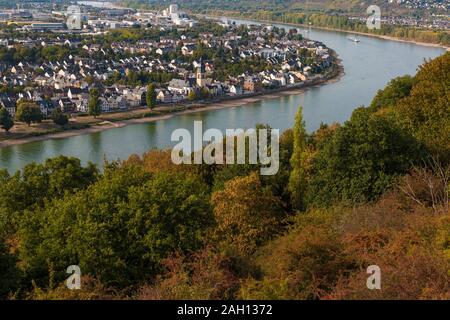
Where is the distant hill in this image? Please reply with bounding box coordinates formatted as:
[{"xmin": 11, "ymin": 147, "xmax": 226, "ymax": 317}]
[{"xmin": 129, "ymin": 0, "xmax": 447, "ymax": 16}]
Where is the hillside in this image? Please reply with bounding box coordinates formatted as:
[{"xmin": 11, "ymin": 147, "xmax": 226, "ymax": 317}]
[
  {"xmin": 0, "ymin": 52, "xmax": 448, "ymax": 300},
  {"xmin": 127, "ymin": 0, "xmax": 448, "ymax": 15}
]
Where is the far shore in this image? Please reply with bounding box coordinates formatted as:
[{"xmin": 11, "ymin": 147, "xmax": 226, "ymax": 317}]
[
  {"xmin": 206, "ymin": 15, "xmax": 450, "ymax": 51},
  {"xmin": 0, "ymin": 61, "xmax": 344, "ymax": 149}
]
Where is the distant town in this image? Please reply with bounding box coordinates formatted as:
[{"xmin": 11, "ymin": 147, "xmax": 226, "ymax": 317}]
[{"xmin": 0, "ymin": 2, "xmax": 337, "ymax": 126}]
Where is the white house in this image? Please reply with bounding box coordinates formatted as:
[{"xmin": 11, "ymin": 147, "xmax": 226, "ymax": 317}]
[
  {"xmin": 168, "ymin": 78, "xmax": 194, "ymax": 95},
  {"xmin": 157, "ymin": 90, "xmax": 173, "ymax": 103},
  {"xmin": 229, "ymin": 84, "xmax": 243, "ymax": 95}
]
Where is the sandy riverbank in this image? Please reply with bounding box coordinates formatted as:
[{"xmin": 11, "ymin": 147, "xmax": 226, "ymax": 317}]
[{"xmin": 0, "ymin": 63, "xmax": 344, "ymax": 149}]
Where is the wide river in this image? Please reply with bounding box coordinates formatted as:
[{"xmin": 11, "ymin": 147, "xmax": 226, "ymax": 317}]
[{"xmin": 0, "ymin": 19, "xmax": 446, "ymax": 173}]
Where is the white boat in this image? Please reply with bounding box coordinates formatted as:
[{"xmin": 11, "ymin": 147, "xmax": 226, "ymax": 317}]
[{"xmin": 348, "ymin": 36, "xmax": 360, "ymax": 43}]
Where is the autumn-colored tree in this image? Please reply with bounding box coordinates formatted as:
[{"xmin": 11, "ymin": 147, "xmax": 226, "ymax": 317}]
[
  {"xmin": 239, "ymin": 207, "xmax": 355, "ymax": 300},
  {"xmin": 188, "ymin": 90, "xmax": 197, "ymax": 101},
  {"xmin": 327, "ymin": 193, "xmax": 450, "ymax": 300},
  {"xmin": 136, "ymin": 248, "xmax": 241, "ymax": 300},
  {"xmin": 211, "ymin": 172, "xmax": 285, "ymax": 254}
]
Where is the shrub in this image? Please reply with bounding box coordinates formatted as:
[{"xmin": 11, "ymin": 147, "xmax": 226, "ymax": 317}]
[{"xmin": 51, "ymin": 108, "xmax": 69, "ymax": 126}]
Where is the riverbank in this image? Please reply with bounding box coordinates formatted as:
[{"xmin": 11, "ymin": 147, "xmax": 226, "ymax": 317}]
[
  {"xmin": 205, "ymin": 15, "xmax": 450, "ymax": 51},
  {"xmin": 0, "ymin": 58, "xmax": 344, "ymax": 149}
]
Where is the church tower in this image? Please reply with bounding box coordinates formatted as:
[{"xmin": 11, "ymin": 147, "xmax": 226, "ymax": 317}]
[{"xmin": 196, "ymin": 58, "xmax": 206, "ymax": 87}]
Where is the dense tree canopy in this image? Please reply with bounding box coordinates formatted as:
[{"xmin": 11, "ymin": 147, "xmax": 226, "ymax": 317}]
[
  {"xmin": 0, "ymin": 156, "xmax": 98, "ymax": 239},
  {"xmin": 18, "ymin": 165, "xmax": 212, "ymax": 287},
  {"xmin": 306, "ymin": 107, "xmax": 426, "ymax": 206},
  {"xmin": 395, "ymin": 52, "xmax": 450, "ymax": 161}
]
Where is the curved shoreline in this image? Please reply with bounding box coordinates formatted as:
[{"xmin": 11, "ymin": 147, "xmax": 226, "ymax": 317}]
[
  {"xmin": 211, "ymin": 15, "xmax": 450, "ymax": 51},
  {"xmin": 4, "ymin": 14, "xmax": 444, "ymax": 150},
  {"xmin": 0, "ymin": 66, "xmax": 344, "ymax": 149}
]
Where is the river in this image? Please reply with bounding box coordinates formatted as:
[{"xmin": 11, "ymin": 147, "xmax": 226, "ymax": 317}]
[{"xmin": 0, "ymin": 19, "xmax": 445, "ymax": 173}]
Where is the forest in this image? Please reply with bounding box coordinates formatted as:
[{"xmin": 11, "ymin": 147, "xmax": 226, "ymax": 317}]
[{"xmin": 0, "ymin": 52, "xmax": 449, "ymax": 300}]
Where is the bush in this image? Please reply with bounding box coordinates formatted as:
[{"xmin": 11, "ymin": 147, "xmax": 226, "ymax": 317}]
[
  {"xmin": 327, "ymin": 197, "xmax": 450, "ymax": 299},
  {"xmin": 136, "ymin": 248, "xmax": 241, "ymax": 300},
  {"xmin": 26, "ymin": 276, "xmax": 117, "ymax": 300},
  {"xmin": 51, "ymin": 108, "xmax": 69, "ymax": 126},
  {"xmin": 239, "ymin": 207, "xmax": 356, "ymax": 299}
]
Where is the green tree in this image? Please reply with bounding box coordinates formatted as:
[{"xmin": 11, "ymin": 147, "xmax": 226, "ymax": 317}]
[
  {"xmin": 18, "ymin": 167, "xmax": 212, "ymax": 287},
  {"xmin": 288, "ymin": 106, "xmax": 308, "ymax": 210},
  {"xmin": 0, "ymin": 156, "xmax": 98, "ymax": 239},
  {"xmin": 307, "ymin": 107, "xmax": 425, "ymax": 206},
  {"xmin": 0, "ymin": 242, "xmax": 20, "ymax": 299},
  {"xmin": 15, "ymin": 102, "xmax": 43, "ymax": 126},
  {"xmin": 200, "ymin": 87, "xmax": 210, "ymax": 100},
  {"xmin": 88, "ymin": 88, "xmax": 101, "ymax": 118},
  {"xmin": 369, "ymin": 75, "xmax": 414, "ymax": 111},
  {"xmin": 0, "ymin": 107, "xmax": 14, "ymax": 132},
  {"xmin": 146, "ymin": 84, "xmax": 157, "ymax": 109},
  {"xmin": 51, "ymin": 107, "xmax": 69, "ymax": 126},
  {"xmin": 395, "ymin": 52, "xmax": 450, "ymax": 161}
]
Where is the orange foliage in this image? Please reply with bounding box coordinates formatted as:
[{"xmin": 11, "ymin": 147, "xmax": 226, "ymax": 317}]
[
  {"xmin": 136, "ymin": 248, "xmax": 241, "ymax": 300},
  {"xmin": 211, "ymin": 172, "xmax": 286, "ymax": 254}
]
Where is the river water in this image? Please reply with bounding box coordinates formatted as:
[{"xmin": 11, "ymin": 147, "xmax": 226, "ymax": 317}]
[{"xmin": 0, "ymin": 19, "xmax": 445, "ymax": 173}]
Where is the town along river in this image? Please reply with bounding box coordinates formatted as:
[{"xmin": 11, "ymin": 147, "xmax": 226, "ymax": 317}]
[{"xmin": 0, "ymin": 19, "xmax": 446, "ymax": 173}]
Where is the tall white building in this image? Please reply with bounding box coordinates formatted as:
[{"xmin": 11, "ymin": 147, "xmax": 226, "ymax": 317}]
[
  {"xmin": 160, "ymin": 4, "xmax": 196, "ymax": 27},
  {"xmin": 169, "ymin": 4, "xmax": 178, "ymax": 14}
]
